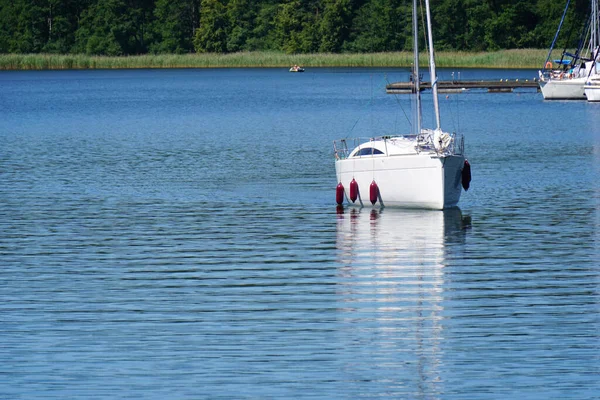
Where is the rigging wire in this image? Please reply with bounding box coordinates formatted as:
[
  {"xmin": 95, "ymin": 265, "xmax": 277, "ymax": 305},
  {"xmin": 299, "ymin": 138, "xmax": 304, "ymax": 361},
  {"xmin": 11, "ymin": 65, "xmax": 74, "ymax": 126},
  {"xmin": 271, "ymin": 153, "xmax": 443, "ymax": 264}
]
[
  {"xmin": 385, "ymin": 75, "xmax": 412, "ymax": 130},
  {"xmin": 444, "ymin": 77, "xmax": 461, "ymax": 136},
  {"xmin": 419, "ymin": 0, "xmax": 429, "ymax": 57},
  {"xmin": 346, "ymin": 75, "xmax": 403, "ymax": 137}
]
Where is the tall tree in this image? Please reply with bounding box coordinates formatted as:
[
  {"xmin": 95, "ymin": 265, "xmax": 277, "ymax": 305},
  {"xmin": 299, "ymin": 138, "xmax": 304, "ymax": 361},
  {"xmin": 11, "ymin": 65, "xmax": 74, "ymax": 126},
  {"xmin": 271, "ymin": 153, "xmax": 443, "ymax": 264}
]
[
  {"xmin": 272, "ymin": 0, "xmax": 323, "ymax": 54},
  {"xmin": 74, "ymin": 0, "xmax": 154, "ymax": 55},
  {"xmin": 226, "ymin": 0, "xmax": 256, "ymax": 52},
  {"xmin": 194, "ymin": 0, "xmax": 228, "ymax": 52},
  {"xmin": 345, "ymin": 0, "xmax": 404, "ymax": 52},
  {"xmin": 3, "ymin": 0, "xmax": 49, "ymax": 53},
  {"xmin": 0, "ymin": 0, "xmax": 593, "ymax": 55},
  {"xmin": 246, "ymin": 1, "xmax": 278, "ymax": 51},
  {"xmin": 319, "ymin": 0, "xmax": 353, "ymax": 53},
  {"xmin": 44, "ymin": 0, "xmax": 94, "ymax": 53},
  {"xmin": 484, "ymin": 1, "xmax": 537, "ymax": 49},
  {"xmin": 0, "ymin": 1, "xmax": 20, "ymax": 52},
  {"xmin": 298, "ymin": 0, "xmax": 323, "ymax": 53},
  {"xmin": 273, "ymin": 0, "xmax": 305, "ymax": 53},
  {"xmin": 152, "ymin": 0, "xmax": 199, "ymax": 53},
  {"xmin": 434, "ymin": 0, "xmax": 469, "ymax": 50}
]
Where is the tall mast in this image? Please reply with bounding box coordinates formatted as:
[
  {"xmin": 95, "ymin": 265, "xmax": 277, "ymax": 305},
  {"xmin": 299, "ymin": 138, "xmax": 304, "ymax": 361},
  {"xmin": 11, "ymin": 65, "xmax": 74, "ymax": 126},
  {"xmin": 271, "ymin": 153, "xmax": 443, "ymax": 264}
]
[
  {"xmin": 544, "ymin": 0, "xmax": 571, "ymax": 72},
  {"xmin": 593, "ymin": 0, "xmax": 598, "ymax": 52},
  {"xmin": 593, "ymin": 0, "xmax": 600, "ymax": 73},
  {"xmin": 413, "ymin": 0, "xmax": 421, "ymax": 135},
  {"xmin": 424, "ymin": 0, "xmax": 441, "ymax": 130}
]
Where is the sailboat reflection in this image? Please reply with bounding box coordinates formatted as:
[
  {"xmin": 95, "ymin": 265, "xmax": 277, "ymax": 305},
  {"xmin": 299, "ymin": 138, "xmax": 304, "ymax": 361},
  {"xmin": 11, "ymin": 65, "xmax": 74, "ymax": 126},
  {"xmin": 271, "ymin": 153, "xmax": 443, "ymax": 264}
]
[
  {"xmin": 334, "ymin": 207, "xmax": 470, "ymax": 395},
  {"xmin": 336, "ymin": 207, "xmax": 469, "ymax": 269}
]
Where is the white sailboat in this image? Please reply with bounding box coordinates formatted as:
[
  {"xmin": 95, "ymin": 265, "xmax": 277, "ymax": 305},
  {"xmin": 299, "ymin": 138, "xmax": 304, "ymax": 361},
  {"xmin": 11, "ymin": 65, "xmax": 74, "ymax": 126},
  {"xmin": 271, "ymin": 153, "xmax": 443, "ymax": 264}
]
[
  {"xmin": 539, "ymin": 0, "xmax": 598, "ymax": 100},
  {"xmin": 584, "ymin": 51, "xmax": 600, "ymax": 100},
  {"xmin": 585, "ymin": 1, "xmax": 600, "ymax": 101},
  {"xmin": 332, "ymin": 0, "xmax": 470, "ymax": 210},
  {"xmin": 584, "ymin": 76, "xmax": 600, "ymax": 100},
  {"xmin": 539, "ymin": 72, "xmax": 589, "ymax": 100}
]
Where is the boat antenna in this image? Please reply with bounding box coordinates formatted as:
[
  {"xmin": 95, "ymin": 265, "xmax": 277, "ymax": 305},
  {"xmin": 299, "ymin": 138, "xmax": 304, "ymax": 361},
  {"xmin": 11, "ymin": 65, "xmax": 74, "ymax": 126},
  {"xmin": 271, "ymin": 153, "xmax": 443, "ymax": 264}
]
[
  {"xmin": 413, "ymin": 0, "xmax": 421, "ymax": 136},
  {"xmin": 424, "ymin": 0, "xmax": 440, "ymax": 130}
]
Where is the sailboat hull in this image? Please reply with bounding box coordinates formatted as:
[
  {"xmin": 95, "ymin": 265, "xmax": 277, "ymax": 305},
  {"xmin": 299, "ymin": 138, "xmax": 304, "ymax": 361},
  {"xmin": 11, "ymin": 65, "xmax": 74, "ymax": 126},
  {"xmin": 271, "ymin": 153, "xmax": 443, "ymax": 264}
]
[
  {"xmin": 584, "ymin": 84, "xmax": 600, "ymax": 101},
  {"xmin": 335, "ymin": 154, "xmax": 464, "ymax": 210},
  {"xmin": 539, "ymin": 78, "xmax": 587, "ymax": 100}
]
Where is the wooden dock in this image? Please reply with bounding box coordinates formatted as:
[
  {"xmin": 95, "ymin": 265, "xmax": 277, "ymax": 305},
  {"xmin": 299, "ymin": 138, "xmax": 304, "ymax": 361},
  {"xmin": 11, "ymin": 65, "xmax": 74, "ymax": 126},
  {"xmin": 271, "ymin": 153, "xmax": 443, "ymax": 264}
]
[{"xmin": 386, "ymin": 79, "xmax": 540, "ymax": 93}]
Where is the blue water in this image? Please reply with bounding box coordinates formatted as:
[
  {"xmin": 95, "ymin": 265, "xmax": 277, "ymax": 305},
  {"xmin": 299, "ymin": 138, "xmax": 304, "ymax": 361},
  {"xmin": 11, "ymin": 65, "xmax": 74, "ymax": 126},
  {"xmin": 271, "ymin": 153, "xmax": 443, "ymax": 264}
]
[{"xmin": 0, "ymin": 68, "xmax": 599, "ymax": 399}]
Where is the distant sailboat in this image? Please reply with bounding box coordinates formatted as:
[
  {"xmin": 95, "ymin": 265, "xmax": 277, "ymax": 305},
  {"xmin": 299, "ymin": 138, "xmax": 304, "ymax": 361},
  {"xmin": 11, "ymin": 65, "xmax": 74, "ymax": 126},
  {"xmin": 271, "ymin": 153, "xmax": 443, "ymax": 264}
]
[
  {"xmin": 584, "ymin": 76, "xmax": 600, "ymax": 100},
  {"xmin": 585, "ymin": 1, "xmax": 600, "ymax": 101},
  {"xmin": 332, "ymin": 0, "xmax": 470, "ymax": 210},
  {"xmin": 539, "ymin": 0, "xmax": 599, "ymax": 100}
]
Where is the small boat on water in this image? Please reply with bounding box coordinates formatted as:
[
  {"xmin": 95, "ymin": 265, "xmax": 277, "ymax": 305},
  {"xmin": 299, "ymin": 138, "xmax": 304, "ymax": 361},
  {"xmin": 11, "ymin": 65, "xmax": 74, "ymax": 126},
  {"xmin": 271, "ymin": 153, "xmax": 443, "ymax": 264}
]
[
  {"xmin": 332, "ymin": 0, "xmax": 470, "ymax": 210},
  {"xmin": 289, "ymin": 65, "xmax": 304, "ymax": 72}
]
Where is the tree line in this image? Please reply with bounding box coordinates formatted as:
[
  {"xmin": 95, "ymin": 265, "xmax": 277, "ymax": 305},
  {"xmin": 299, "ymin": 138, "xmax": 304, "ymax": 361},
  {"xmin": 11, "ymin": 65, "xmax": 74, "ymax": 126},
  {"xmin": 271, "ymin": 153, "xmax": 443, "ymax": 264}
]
[{"xmin": 0, "ymin": 0, "xmax": 591, "ymax": 56}]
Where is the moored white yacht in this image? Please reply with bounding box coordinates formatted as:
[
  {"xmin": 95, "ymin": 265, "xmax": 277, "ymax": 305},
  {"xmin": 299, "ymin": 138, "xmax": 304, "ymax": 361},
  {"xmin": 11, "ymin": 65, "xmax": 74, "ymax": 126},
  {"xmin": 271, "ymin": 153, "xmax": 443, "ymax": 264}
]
[
  {"xmin": 585, "ymin": 2, "xmax": 600, "ymax": 101},
  {"xmin": 332, "ymin": 0, "xmax": 470, "ymax": 210},
  {"xmin": 584, "ymin": 76, "xmax": 600, "ymax": 100},
  {"xmin": 539, "ymin": 0, "xmax": 599, "ymax": 100},
  {"xmin": 539, "ymin": 73, "xmax": 588, "ymax": 100}
]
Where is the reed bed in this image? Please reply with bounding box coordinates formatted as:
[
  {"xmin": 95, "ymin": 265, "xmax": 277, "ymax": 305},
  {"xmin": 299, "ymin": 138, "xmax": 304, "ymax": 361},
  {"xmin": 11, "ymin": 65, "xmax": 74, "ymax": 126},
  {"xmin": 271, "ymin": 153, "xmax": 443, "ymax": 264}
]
[{"xmin": 0, "ymin": 49, "xmax": 555, "ymax": 70}]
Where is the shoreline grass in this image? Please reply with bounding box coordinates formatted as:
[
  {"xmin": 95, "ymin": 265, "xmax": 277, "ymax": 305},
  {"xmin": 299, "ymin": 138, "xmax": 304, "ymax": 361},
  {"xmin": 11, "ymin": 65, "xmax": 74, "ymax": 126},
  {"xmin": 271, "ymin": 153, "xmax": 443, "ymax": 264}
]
[{"xmin": 0, "ymin": 49, "xmax": 554, "ymax": 70}]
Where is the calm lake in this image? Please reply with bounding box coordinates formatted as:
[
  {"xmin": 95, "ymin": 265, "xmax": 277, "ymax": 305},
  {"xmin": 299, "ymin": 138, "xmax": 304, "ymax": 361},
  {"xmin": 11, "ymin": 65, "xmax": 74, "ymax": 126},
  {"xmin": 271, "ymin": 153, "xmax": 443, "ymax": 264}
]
[{"xmin": 1, "ymin": 67, "xmax": 599, "ymax": 399}]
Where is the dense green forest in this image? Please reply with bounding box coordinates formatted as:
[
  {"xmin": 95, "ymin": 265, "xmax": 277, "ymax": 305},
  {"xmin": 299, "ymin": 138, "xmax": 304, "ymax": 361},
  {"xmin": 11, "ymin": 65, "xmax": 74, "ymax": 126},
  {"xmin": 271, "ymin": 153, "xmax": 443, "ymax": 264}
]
[{"xmin": 0, "ymin": 0, "xmax": 590, "ymax": 56}]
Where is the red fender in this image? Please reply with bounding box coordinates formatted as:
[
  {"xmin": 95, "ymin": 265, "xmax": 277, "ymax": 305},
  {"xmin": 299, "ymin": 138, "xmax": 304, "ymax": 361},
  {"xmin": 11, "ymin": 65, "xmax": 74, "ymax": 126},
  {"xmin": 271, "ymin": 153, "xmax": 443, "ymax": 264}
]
[
  {"xmin": 349, "ymin": 179, "xmax": 359, "ymax": 203},
  {"xmin": 336, "ymin": 182, "xmax": 345, "ymax": 205},
  {"xmin": 369, "ymin": 180, "xmax": 379, "ymax": 205}
]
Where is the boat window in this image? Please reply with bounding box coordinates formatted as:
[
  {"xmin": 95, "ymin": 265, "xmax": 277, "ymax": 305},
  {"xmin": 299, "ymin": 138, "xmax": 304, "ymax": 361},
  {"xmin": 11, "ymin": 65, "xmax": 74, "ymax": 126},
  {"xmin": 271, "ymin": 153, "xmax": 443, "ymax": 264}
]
[{"xmin": 356, "ymin": 147, "xmax": 384, "ymax": 156}]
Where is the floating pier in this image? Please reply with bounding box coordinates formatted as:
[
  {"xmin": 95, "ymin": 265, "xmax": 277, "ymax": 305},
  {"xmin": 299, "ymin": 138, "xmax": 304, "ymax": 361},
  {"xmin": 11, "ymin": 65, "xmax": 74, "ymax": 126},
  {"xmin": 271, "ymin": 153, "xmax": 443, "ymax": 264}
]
[{"xmin": 386, "ymin": 79, "xmax": 540, "ymax": 94}]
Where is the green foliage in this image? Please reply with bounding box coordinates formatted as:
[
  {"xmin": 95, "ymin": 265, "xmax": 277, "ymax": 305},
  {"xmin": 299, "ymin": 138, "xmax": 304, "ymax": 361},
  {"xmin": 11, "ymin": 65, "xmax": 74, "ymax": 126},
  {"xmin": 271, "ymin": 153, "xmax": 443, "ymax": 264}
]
[
  {"xmin": 151, "ymin": 0, "xmax": 199, "ymax": 53},
  {"xmin": 273, "ymin": 0, "xmax": 306, "ymax": 53},
  {"xmin": 463, "ymin": 1, "xmax": 492, "ymax": 51},
  {"xmin": 435, "ymin": 0, "xmax": 472, "ymax": 51},
  {"xmin": 0, "ymin": 1, "xmax": 18, "ymax": 52},
  {"xmin": 0, "ymin": 0, "xmax": 592, "ymax": 56},
  {"xmin": 485, "ymin": 2, "xmax": 538, "ymax": 49},
  {"xmin": 43, "ymin": 0, "xmax": 92, "ymax": 53},
  {"xmin": 75, "ymin": 0, "xmax": 126, "ymax": 55},
  {"xmin": 319, "ymin": 0, "xmax": 352, "ymax": 52},
  {"xmin": 194, "ymin": 0, "xmax": 228, "ymax": 52},
  {"xmin": 74, "ymin": 0, "xmax": 154, "ymax": 55},
  {"xmin": 245, "ymin": 3, "xmax": 278, "ymax": 51},
  {"xmin": 226, "ymin": 0, "xmax": 256, "ymax": 52},
  {"xmin": 4, "ymin": 1, "xmax": 49, "ymax": 53},
  {"xmin": 344, "ymin": 0, "xmax": 405, "ymax": 52}
]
